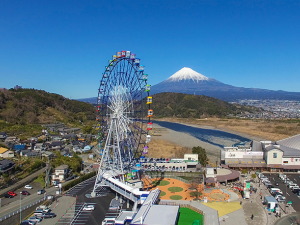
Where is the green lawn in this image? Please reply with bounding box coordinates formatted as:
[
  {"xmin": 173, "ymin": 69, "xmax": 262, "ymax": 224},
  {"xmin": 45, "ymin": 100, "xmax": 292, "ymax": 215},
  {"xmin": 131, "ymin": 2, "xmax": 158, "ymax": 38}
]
[
  {"xmin": 170, "ymin": 195, "xmax": 183, "ymax": 200},
  {"xmin": 159, "ymin": 191, "xmax": 166, "ymax": 197},
  {"xmin": 168, "ymin": 186, "xmax": 183, "ymax": 192},
  {"xmin": 177, "ymin": 207, "xmax": 204, "ymax": 225}
]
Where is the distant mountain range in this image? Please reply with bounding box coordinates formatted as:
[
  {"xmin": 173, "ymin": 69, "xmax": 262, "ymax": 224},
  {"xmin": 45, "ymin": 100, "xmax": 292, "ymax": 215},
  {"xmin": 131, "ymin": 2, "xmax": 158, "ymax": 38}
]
[
  {"xmin": 151, "ymin": 92, "xmax": 260, "ymax": 118},
  {"xmin": 78, "ymin": 67, "xmax": 300, "ymax": 103},
  {"xmin": 150, "ymin": 67, "xmax": 300, "ymax": 102}
]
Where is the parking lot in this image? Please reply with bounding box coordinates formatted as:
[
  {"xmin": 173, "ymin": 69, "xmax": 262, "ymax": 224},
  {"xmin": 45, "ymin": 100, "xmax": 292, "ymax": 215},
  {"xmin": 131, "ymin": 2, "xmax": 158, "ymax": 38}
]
[{"xmin": 261, "ymin": 173, "xmax": 300, "ymax": 212}]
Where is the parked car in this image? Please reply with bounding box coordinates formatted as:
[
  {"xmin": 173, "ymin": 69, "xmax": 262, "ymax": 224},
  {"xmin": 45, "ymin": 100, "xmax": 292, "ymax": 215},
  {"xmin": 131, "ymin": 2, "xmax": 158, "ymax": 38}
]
[
  {"xmin": 47, "ymin": 195, "xmax": 54, "ymax": 200},
  {"xmin": 41, "ymin": 212, "xmax": 56, "ymax": 218},
  {"xmin": 37, "ymin": 189, "xmax": 46, "ymax": 195},
  {"xmin": 274, "ymin": 193, "xmax": 286, "ymax": 200},
  {"xmin": 21, "ymin": 190, "xmax": 30, "ymax": 195},
  {"xmin": 36, "ymin": 206, "xmax": 51, "ymax": 213},
  {"xmin": 24, "ymin": 185, "xmax": 33, "ymax": 189},
  {"xmin": 277, "ymin": 196, "xmax": 285, "ymax": 202},
  {"xmin": 20, "ymin": 220, "xmax": 36, "ymax": 225},
  {"xmin": 7, "ymin": 191, "xmax": 17, "ymax": 197},
  {"xmin": 34, "ymin": 209, "xmax": 45, "ymax": 217},
  {"xmin": 4, "ymin": 193, "xmax": 14, "ymax": 198},
  {"xmin": 292, "ymin": 188, "xmax": 300, "ymax": 194},
  {"xmin": 83, "ymin": 205, "xmax": 95, "ymax": 211},
  {"xmin": 28, "ymin": 216, "xmax": 43, "ymax": 223},
  {"xmin": 102, "ymin": 218, "xmax": 116, "ymax": 225}
]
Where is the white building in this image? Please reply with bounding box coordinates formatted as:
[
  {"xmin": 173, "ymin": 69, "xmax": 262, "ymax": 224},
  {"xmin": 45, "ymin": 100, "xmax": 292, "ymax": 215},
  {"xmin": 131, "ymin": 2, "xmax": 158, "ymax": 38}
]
[
  {"xmin": 52, "ymin": 164, "xmax": 69, "ymax": 183},
  {"xmin": 223, "ymin": 134, "xmax": 300, "ymax": 172}
]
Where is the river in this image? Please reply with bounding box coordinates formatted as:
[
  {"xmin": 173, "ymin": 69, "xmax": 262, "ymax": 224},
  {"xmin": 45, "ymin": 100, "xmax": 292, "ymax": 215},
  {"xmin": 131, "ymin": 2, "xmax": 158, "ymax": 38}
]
[{"xmin": 153, "ymin": 120, "xmax": 251, "ymax": 149}]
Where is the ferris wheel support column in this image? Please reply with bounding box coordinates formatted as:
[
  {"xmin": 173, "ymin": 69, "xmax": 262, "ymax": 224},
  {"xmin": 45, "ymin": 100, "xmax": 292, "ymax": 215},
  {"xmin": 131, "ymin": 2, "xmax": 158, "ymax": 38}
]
[
  {"xmin": 91, "ymin": 117, "xmax": 125, "ymax": 197},
  {"xmin": 91, "ymin": 116, "xmax": 115, "ymax": 197}
]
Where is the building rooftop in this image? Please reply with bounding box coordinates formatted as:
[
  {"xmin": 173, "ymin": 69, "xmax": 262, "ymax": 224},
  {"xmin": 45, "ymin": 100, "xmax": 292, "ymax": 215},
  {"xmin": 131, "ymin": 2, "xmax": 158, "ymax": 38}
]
[
  {"xmin": 143, "ymin": 205, "xmax": 179, "ymax": 225},
  {"xmin": 55, "ymin": 165, "xmax": 69, "ymax": 170},
  {"xmin": 0, "ymin": 147, "xmax": 9, "ymax": 154},
  {"xmin": 277, "ymin": 134, "xmax": 300, "ymax": 150}
]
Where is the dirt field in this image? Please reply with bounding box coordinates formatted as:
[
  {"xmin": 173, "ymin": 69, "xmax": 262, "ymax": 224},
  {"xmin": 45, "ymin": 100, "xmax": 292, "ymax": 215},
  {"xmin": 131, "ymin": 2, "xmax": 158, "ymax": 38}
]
[{"xmin": 143, "ymin": 177, "xmax": 230, "ymax": 202}]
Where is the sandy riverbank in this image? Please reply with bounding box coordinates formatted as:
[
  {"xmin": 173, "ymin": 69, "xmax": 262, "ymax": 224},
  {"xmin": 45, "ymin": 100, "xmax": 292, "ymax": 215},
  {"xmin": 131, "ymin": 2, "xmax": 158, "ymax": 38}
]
[
  {"xmin": 148, "ymin": 123, "xmax": 222, "ymax": 163},
  {"xmin": 147, "ymin": 120, "xmax": 267, "ymax": 164}
]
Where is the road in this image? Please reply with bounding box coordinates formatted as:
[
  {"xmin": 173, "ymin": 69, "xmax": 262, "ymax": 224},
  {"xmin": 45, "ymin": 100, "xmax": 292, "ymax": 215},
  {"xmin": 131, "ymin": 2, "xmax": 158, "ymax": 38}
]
[{"xmin": 0, "ymin": 186, "xmax": 58, "ymax": 219}]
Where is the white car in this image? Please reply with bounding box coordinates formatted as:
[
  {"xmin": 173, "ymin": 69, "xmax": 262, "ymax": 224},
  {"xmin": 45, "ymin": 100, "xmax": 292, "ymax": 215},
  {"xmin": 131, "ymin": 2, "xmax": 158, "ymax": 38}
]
[
  {"xmin": 83, "ymin": 205, "xmax": 95, "ymax": 211},
  {"xmin": 102, "ymin": 218, "xmax": 116, "ymax": 225},
  {"xmin": 28, "ymin": 216, "xmax": 43, "ymax": 223},
  {"xmin": 24, "ymin": 184, "xmax": 33, "ymax": 189}
]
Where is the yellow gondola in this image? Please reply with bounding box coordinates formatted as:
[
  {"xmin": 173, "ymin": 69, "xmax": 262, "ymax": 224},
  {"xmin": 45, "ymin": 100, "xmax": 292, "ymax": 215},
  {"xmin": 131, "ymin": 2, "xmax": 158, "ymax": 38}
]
[{"xmin": 146, "ymin": 96, "xmax": 152, "ymax": 104}]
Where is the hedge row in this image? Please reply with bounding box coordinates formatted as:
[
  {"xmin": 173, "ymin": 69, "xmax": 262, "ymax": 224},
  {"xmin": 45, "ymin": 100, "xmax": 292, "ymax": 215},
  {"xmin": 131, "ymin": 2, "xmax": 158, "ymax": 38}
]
[{"xmin": 62, "ymin": 171, "xmax": 96, "ymax": 191}]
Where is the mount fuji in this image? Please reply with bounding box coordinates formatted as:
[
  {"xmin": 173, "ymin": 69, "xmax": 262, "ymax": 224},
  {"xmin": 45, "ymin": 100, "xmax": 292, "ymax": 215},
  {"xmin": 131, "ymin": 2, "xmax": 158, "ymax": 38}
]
[{"xmin": 150, "ymin": 67, "xmax": 300, "ymax": 101}]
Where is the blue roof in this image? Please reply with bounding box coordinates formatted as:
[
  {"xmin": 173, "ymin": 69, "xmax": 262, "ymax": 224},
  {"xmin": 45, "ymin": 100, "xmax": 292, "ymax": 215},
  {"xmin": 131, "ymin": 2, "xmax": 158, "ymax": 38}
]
[{"xmin": 264, "ymin": 196, "xmax": 277, "ymax": 203}]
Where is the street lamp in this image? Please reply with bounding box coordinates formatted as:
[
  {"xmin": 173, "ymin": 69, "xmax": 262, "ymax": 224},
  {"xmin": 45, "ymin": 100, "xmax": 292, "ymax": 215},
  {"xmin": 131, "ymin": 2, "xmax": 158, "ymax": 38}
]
[{"xmin": 19, "ymin": 192, "xmax": 22, "ymax": 223}]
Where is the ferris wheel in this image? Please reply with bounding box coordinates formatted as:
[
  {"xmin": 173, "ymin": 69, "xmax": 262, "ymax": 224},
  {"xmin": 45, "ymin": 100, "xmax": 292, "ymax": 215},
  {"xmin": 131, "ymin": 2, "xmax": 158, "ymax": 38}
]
[{"xmin": 92, "ymin": 51, "xmax": 153, "ymax": 196}]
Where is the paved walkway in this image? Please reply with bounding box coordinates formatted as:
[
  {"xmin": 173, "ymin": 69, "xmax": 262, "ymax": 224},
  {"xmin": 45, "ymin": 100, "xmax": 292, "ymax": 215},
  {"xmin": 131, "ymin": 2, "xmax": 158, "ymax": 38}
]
[
  {"xmin": 39, "ymin": 195, "xmax": 76, "ymax": 225},
  {"xmin": 239, "ymin": 176, "xmax": 296, "ymax": 225}
]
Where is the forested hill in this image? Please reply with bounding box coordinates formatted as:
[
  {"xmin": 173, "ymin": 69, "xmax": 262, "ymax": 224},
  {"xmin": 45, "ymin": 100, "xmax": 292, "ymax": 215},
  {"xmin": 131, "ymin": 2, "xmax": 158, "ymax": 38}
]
[
  {"xmin": 151, "ymin": 92, "xmax": 259, "ymax": 118},
  {"xmin": 0, "ymin": 88, "xmax": 95, "ymax": 124}
]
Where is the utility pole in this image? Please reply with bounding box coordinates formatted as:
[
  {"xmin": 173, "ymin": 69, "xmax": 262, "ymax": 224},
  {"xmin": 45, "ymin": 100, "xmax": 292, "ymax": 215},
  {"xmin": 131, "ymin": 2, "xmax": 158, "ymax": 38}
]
[{"xmin": 45, "ymin": 157, "xmax": 51, "ymax": 188}]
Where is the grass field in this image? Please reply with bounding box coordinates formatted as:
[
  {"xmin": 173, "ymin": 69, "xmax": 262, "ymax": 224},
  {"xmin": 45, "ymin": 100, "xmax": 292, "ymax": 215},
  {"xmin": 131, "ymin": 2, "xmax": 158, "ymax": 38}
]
[{"xmin": 178, "ymin": 207, "xmax": 204, "ymax": 225}]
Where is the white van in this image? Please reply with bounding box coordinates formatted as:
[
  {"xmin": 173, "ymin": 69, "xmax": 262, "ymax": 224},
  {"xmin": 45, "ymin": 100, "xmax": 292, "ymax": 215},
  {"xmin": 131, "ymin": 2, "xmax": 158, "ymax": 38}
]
[
  {"xmin": 270, "ymin": 188, "xmax": 283, "ymax": 195},
  {"xmin": 289, "ymin": 184, "xmax": 299, "ymax": 189}
]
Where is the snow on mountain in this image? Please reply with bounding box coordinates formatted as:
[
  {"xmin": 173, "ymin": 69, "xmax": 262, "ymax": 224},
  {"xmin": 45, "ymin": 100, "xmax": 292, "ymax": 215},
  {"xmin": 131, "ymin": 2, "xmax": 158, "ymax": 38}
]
[{"xmin": 167, "ymin": 67, "xmax": 209, "ymax": 82}]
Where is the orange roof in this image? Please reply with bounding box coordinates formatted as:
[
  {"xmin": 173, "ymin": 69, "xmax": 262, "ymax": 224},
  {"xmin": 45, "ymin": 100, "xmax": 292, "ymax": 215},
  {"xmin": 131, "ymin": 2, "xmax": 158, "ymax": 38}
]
[{"xmin": 0, "ymin": 147, "xmax": 9, "ymax": 154}]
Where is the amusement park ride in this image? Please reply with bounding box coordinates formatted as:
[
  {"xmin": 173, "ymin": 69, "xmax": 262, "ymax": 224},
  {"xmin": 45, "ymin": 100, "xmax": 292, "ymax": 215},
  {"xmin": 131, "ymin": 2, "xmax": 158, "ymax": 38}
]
[{"xmin": 91, "ymin": 51, "xmax": 153, "ymax": 197}]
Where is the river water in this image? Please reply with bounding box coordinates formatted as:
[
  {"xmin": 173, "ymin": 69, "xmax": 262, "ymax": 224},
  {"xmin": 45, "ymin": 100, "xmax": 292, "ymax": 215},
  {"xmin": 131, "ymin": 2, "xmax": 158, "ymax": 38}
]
[{"xmin": 153, "ymin": 120, "xmax": 251, "ymax": 149}]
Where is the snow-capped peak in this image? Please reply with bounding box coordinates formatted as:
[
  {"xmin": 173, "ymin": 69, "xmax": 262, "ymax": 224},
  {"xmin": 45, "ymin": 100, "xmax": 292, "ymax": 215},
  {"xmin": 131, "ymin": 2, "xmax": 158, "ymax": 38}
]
[{"xmin": 167, "ymin": 67, "xmax": 209, "ymax": 82}]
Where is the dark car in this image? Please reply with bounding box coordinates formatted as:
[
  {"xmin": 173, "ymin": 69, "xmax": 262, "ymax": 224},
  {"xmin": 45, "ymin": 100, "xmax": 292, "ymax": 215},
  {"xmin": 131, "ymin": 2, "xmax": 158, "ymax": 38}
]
[
  {"xmin": 292, "ymin": 188, "xmax": 300, "ymax": 194},
  {"xmin": 37, "ymin": 189, "xmax": 46, "ymax": 195},
  {"xmin": 4, "ymin": 193, "xmax": 14, "ymax": 198},
  {"xmin": 21, "ymin": 190, "xmax": 31, "ymax": 195},
  {"xmin": 41, "ymin": 212, "xmax": 56, "ymax": 218}
]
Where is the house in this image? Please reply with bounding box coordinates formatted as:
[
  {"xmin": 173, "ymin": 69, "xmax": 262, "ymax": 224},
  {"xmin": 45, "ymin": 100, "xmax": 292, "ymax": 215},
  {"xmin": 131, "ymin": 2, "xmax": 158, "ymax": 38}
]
[
  {"xmin": 34, "ymin": 143, "xmax": 46, "ymax": 151},
  {"xmin": 41, "ymin": 151, "xmax": 55, "ymax": 159},
  {"xmin": 5, "ymin": 136, "xmax": 19, "ymax": 144},
  {"xmin": 0, "ymin": 132, "xmax": 7, "ymax": 140},
  {"xmin": 20, "ymin": 150, "xmax": 40, "ymax": 157},
  {"xmin": 20, "ymin": 150, "xmax": 41, "ymax": 157},
  {"xmin": 52, "ymin": 164, "xmax": 69, "ymax": 183},
  {"xmin": 0, "ymin": 159, "xmax": 15, "ymax": 173},
  {"xmin": 0, "ymin": 147, "xmax": 14, "ymax": 158},
  {"xmin": 47, "ymin": 141, "xmax": 64, "ymax": 151},
  {"xmin": 13, "ymin": 144, "xmax": 27, "ymax": 151}
]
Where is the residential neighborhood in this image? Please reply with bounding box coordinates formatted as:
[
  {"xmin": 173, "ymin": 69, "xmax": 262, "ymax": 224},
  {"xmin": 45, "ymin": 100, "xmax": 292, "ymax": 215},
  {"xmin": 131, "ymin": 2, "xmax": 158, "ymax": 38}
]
[{"xmin": 0, "ymin": 123, "xmax": 96, "ymax": 188}]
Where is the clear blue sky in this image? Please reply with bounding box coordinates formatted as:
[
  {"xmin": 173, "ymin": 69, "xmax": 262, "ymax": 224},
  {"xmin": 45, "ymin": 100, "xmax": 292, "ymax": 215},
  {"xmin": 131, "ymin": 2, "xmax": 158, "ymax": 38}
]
[{"xmin": 1, "ymin": 0, "xmax": 299, "ymax": 99}]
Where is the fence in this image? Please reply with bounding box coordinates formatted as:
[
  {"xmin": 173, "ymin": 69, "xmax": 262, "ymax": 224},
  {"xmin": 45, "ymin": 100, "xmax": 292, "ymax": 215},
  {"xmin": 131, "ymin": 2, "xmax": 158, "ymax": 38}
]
[{"xmin": 0, "ymin": 196, "xmax": 45, "ymax": 223}]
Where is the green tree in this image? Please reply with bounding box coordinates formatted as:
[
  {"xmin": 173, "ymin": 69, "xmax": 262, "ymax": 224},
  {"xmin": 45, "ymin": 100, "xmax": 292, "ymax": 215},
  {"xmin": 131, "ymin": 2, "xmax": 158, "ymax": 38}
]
[{"xmin": 192, "ymin": 146, "xmax": 208, "ymax": 166}]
